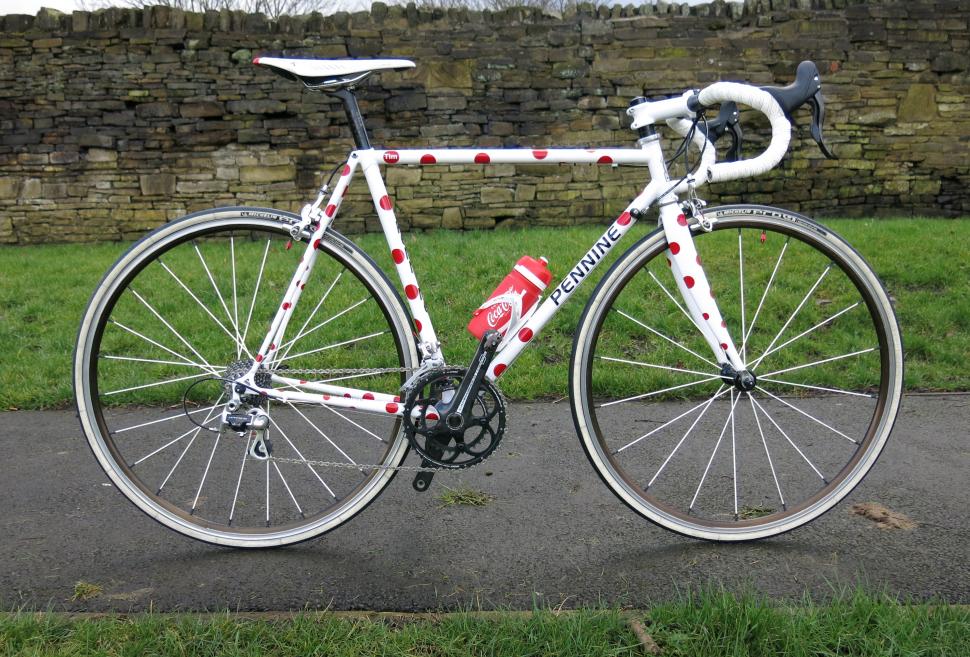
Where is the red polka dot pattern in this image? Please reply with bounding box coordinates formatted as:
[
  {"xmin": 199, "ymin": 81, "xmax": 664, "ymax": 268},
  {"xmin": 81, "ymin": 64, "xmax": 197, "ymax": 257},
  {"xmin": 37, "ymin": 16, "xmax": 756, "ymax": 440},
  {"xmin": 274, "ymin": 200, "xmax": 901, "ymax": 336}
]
[
  {"xmin": 385, "ymin": 402, "xmax": 399, "ymax": 414},
  {"xmin": 684, "ymin": 276, "xmax": 695, "ymax": 289},
  {"xmin": 363, "ymin": 393, "xmax": 375, "ymax": 400},
  {"xmin": 325, "ymin": 204, "xmax": 336, "ymax": 217},
  {"xmin": 379, "ymin": 195, "xmax": 393, "ymax": 211},
  {"xmin": 677, "ymin": 214, "xmax": 688, "ymax": 226},
  {"xmin": 702, "ymin": 312, "xmax": 710, "ymax": 320},
  {"xmin": 532, "ymin": 150, "xmax": 548, "ymax": 160},
  {"xmin": 617, "ymin": 211, "xmax": 631, "ymax": 226},
  {"xmin": 518, "ymin": 328, "xmax": 533, "ymax": 342},
  {"xmin": 414, "ymin": 319, "xmax": 422, "ymax": 331},
  {"xmin": 720, "ymin": 342, "xmax": 728, "ymax": 351},
  {"xmin": 597, "ymin": 155, "xmax": 613, "ymax": 164},
  {"xmin": 342, "ymin": 165, "xmax": 351, "ymax": 176},
  {"xmin": 391, "ymin": 248, "xmax": 405, "ymax": 264},
  {"xmin": 282, "ymin": 302, "xmax": 291, "ymax": 310},
  {"xmin": 420, "ymin": 154, "xmax": 436, "ymax": 164},
  {"xmin": 474, "ymin": 152, "xmax": 490, "ymax": 164},
  {"xmin": 405, "ymin": 284, "xmax": 419, "ymax": 300},
  {"xmin": 493, "ymin": 363, "xmax": 507, "ymax": 377},
  {"xmin": 669, "ymin": 241, "xmax": 681, "ymax": 255}
]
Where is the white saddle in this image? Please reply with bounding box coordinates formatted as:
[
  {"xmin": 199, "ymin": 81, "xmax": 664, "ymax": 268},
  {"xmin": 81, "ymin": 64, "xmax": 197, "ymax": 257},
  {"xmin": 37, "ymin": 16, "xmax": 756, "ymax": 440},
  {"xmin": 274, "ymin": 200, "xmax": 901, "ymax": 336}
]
[{"xmin": 253, "ymin": 57, "xmax": 415, "ymax": 90}]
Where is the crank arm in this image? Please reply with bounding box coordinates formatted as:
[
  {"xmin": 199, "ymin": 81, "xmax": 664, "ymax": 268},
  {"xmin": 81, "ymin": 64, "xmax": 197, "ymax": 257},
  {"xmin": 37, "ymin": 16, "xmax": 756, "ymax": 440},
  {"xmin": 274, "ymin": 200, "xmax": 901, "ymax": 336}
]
[{"xmin": 438, "ymin": 330, "xmax": 501, "ymax": 430}]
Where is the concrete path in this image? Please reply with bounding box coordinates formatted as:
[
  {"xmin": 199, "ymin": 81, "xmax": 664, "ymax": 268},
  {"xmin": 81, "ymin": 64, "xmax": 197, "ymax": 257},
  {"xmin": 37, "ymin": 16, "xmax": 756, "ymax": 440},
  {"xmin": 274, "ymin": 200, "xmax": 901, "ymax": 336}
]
[{"xmin": 1, "ymin": 395, "xmax": 967, "ymax": 611}]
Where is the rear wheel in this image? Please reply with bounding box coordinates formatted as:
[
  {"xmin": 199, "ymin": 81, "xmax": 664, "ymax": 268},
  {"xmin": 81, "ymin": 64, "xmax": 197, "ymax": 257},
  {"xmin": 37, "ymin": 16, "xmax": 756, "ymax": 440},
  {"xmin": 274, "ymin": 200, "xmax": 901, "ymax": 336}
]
[
  {"xmin": 570, "ymin": 206, "xmax": 903, "ymax": 541},
  {"xmin": 74, "ymin": 208, "xmax": 418, "ymax": 547}
]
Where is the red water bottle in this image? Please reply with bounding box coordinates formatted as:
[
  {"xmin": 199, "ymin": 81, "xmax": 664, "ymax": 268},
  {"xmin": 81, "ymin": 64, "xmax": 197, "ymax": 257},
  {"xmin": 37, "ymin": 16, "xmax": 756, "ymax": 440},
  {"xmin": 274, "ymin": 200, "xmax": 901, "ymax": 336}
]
[{"xmin": 468, "ymin": 256, "xmax": 551, "ymax": 339}]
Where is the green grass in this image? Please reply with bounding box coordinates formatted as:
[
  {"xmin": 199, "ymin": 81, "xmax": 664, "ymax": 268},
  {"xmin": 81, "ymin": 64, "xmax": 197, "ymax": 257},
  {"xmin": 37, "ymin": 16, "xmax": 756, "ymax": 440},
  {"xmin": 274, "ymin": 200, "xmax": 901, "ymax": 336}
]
[
  {"xmin": 437, "ymin": 486, "xmax": 493, "ymax": 507},
  {"xmin": 1, "ymin": 218, "xmax": 968, "ymax": 409},
  {"xmin": 1, "ymin": 591, "xmax": 967, "ymax": 656}
]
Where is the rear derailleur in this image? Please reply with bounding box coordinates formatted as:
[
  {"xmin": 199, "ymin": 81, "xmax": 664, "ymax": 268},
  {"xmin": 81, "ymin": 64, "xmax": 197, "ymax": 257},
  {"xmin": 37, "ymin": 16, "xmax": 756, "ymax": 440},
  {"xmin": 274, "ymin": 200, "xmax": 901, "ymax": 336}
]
[{"xmin": 401, "ymin": 330, "xmax": 507, "ymax": 492}]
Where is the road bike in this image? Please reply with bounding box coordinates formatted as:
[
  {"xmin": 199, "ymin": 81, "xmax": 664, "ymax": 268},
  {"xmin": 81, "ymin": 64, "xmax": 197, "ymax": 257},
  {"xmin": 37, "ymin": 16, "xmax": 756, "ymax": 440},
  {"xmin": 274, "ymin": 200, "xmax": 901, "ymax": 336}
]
[{"xmin": 74, "ymin": 57, "xmax": 903, "ymax": 547}]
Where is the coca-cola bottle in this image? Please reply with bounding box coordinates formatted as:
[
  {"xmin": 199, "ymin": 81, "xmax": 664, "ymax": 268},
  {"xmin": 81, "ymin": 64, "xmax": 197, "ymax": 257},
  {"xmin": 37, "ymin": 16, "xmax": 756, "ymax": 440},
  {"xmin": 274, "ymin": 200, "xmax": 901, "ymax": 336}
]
[{"xmin": 467, "ymin": 256, "xmax": 551, "ymax": 339}]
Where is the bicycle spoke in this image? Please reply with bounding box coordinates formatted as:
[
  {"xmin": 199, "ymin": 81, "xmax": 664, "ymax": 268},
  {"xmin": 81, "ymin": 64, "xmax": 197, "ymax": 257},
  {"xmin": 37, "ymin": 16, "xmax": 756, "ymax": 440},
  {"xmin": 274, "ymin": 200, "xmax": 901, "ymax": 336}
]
[
  {"xmin": 616, "ymin": 386, "xmax": 729, "ymax": 454},
  {"xmin": 129, "ymin": 289, "xmax": 214, "ymax": 373},
  {"xmin": 101, "ymin": 355, "xmax": 214, "ymax": 370},
  {"xmin": 102, "ymin": 371, "xmax": 212, "ymax": 397},
  {"xmin": 109, "ymin": 321, "xmax": 217, "ymax": 375},
  {"xmin": 228, "ymin": 434, "xmax": 251, "ymax": 526},
  {"xmin": 749, "ymin": 264, "xmax": 831, "ymax": 370},
  {"xmin": 277, "ymin": 330, "xmax": 389, "ymax": 364},
  {"xmin": 241, "ymin": 239, "xmax": 271, "ymax": 345},
  {"xmin": 230, "ymin": 236, "xmax": 240, "ymax": 359},
  {"xmin": 689, "ymin": 391, "xmax": 740, "ymax": 513},
  {"xmin": 749, "ymin": 393, "xmax": 827, "ymax": 481},
  {"xmin": 748, "ymin": 392, "xmax": 785, "ymax": 510},
  {"xmin": 755, "ymin": 302, "xmax": 861, "ymax": 366},
  {"xmin": 742, "ymin": 238, "xmax": 788, "ymax": 354},
  {"xmin": 759, "ymin": 347, "xmax": 877, "ymax": 380},
  {"xmin": 272, "ymin": 461, "xmax": 305, "ymax": 518},
  {"xmin": 730, "ymin": 389, "xmax": 738, "ymax": 519},
  {"xmin": 647, "ymin": 270, "xmax": 706, "ymax": 334},
  {"xmin": 190, "ymin": 430, "xmax": 221, "ymax": 513},
  {"xmin": 616, "ymin": 308, "xmax": 719, "ymax": 368},
  {"xmin": 124, "ymin": 401, "xmax": 222, "ymax": 440},
  {"xmin": 194, "ymin": 242, "xmax": 242, "ymax": 342},
  {"xmin": 646, "ymin": 386, "xmax": 728, "ymax": 488},
  {"xmin": 755, "ymin": 386, "xmax": 858, "ymax": 444},
  {"xmin": 278, "ymin": 297, "xmax": 367, "ymax": 358},
  {"xmin": 286, "ymin": 402, "xmax": 362, "ymax": 472},
  {"xmin": 322, "ymin": 404, "xmax": 387, "ymax": 443},
  {"xmin": 266, "ymin": 414, "xmax": 337, "ymax": 498},
  {"xmin": 133, "ymin": 424, "xmax": 204, "ymax": 467},
  {"xmin": 158, "ymin": 260, "xmax": 251, "ymax": 359},
  {"xmin": 157, "ymin": 396, "xmax": 224, "ymax": 493},
  {"xmin": 598, "ymin": 376, "xmax": 721, "ymax": 408},
  {"xmin": 758, "ymin": 377, "xmax": 875, "ymax": 398},
  {"xmin": 738, "ymin": 229, "xmax": 747, "ymax": 363},
  {"xmin": 598, "ymin": 355, "xmax": 716, "ymax": 379},
  {"xmin": 277, "ymin": 271, "xmax": 345, "ymax": 362}
]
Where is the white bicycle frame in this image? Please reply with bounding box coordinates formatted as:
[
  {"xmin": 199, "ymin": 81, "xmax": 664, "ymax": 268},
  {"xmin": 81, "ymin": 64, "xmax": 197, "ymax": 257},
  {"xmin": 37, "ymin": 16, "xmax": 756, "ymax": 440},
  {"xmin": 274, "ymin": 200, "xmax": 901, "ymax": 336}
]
[{"xmin": 241, "ymin": 83, "xmax": 792, "ymax": 419}]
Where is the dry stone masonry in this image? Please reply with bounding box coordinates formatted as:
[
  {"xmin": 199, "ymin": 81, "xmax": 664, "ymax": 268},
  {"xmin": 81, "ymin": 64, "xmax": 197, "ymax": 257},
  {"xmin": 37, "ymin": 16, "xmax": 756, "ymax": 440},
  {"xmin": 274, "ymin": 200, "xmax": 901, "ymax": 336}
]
[{"xmin": 0, "ymin": 0, "xmax": 966, "ymax": 243}]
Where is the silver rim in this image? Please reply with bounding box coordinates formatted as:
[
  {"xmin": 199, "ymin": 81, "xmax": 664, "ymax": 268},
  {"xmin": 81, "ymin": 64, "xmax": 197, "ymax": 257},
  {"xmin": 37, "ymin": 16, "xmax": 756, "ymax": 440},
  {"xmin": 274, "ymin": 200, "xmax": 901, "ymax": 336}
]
[
  {"xmin": 571, "ymin": 207, "xmax": 903, "ymax": 541},
  {"xmin": 75, "ymin": 209, "xmax": 418, "ymax": 547}
]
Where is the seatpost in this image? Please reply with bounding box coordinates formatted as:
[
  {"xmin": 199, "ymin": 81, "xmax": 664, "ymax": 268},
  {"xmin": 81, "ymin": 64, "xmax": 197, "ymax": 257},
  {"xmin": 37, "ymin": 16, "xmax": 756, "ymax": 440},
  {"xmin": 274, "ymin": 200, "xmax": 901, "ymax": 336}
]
[{"xmin": 332, "ymin": 88, "xmax": 371, "ymax": 150}]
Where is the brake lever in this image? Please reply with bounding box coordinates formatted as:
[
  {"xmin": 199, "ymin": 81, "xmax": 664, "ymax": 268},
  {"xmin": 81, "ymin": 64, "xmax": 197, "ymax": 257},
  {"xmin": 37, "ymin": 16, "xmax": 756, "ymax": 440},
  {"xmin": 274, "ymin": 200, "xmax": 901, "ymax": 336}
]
[
  {"xmin": 699, "ymin": 101, "xmax": 743, "ymax": 162},
  {"xmin": 725, "ymin": 116, "xmax": 743, "ymax": 162},
  {"xmin": 807, "ymin": 89, "xmax": 837, "ymax": 159}
]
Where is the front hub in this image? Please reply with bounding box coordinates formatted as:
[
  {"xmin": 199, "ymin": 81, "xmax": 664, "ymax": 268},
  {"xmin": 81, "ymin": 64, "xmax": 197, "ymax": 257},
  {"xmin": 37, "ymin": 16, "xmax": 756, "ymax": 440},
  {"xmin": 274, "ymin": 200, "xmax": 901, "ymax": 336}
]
[{"xmin": 720, "ymin": 363, "xmax": 757, "ymax": 392}]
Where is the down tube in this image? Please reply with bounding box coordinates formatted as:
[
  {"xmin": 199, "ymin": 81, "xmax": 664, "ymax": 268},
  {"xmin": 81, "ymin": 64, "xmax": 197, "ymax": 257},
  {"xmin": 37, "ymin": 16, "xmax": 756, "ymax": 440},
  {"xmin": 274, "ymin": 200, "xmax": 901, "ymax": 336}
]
[{"xmin": 486, "ymin": 196, "xmax": 650, "ymax": 381}]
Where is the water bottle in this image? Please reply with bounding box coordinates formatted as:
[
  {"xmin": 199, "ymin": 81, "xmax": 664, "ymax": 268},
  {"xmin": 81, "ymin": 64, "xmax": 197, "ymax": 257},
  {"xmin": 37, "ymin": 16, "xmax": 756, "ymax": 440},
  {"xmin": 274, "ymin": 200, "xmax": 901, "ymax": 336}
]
[{"xmin": 467, "ymin": 256, "xmax": 551, "ymax": 340}]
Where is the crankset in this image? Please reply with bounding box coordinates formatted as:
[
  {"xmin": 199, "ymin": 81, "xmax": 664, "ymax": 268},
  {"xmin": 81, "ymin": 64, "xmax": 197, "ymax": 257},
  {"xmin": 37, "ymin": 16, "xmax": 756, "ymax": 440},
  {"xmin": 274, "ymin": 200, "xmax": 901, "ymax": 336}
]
[{"xmin": 401, "ymin": 331, "xmax": 507, "ymax": 489}]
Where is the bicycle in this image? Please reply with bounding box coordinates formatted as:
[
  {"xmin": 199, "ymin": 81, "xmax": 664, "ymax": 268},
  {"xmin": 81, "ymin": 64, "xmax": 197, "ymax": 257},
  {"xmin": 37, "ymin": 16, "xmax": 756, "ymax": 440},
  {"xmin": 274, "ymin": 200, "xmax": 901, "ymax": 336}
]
[{"xmin": 74, "ymin": 57, "xmax": 903, "ymax": 547}]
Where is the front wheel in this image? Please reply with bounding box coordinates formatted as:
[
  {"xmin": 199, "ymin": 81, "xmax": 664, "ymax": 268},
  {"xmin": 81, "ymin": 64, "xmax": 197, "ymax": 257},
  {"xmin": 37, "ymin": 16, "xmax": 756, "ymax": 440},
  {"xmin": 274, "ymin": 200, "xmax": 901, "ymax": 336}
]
[
  {"xmin": 570, "ymin": 206, "xmax": 903, "ymax": 541},
  {"xmin": 74, "ymin": 208, "xmax": 418, "ymax": 547}
]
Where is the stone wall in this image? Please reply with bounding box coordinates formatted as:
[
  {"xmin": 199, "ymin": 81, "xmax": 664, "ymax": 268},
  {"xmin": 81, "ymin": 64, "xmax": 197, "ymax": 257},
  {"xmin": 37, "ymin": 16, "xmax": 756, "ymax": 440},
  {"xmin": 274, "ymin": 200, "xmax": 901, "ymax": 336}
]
[{"xmin": 0, "ymin": 0, "xmax": 966, "ymax": 243}]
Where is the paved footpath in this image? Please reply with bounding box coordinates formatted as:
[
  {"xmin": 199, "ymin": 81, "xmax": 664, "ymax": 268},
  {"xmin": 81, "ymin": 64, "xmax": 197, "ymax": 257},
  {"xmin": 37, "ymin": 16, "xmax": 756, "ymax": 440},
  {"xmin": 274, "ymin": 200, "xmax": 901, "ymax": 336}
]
[{"xmin": 1, "ymin": 395, "xmax": 968, "ymax": 612}]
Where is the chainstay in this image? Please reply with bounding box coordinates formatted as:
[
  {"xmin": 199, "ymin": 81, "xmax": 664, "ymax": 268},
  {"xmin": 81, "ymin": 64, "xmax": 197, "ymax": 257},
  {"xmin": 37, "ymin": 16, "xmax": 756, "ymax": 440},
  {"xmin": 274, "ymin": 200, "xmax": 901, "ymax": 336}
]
[{"xmin": 268, "ymin": 366, "xmax": 415, "ymax": 376}]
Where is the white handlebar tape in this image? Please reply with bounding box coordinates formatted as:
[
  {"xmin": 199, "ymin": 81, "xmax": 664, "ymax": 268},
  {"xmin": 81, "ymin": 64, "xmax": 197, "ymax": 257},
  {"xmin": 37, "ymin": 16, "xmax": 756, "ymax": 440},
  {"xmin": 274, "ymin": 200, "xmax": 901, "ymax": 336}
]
[{"xmin": 697, "ymin": 82, "xmax": 791, "ymax": 183}]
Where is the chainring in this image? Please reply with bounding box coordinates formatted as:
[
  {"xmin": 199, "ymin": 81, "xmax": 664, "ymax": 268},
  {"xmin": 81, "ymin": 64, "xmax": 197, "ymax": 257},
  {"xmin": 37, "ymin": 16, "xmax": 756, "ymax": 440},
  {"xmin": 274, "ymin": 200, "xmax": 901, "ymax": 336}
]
[{"xmin": 401, "ymin": 367, "xmax": 506, "ymax": 469}]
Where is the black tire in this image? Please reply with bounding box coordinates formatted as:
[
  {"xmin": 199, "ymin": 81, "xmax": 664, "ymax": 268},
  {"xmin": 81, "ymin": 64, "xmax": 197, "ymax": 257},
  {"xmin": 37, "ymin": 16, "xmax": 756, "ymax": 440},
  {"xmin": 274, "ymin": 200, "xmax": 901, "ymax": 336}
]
[
  {"xmin": 570, "ymin": 205, "xmax": 903, "ymax": 541},
  {"xmin": 74, "ymin": 207, "xmax": 418, "ymax": 547}
]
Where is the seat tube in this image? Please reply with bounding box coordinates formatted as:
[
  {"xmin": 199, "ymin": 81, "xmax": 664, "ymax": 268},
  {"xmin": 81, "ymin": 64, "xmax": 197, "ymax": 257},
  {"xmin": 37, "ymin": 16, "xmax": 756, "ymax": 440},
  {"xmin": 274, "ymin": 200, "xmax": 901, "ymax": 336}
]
[{"xmin": 643, "ymin": 135, "xmax": 745, "ymax": 370}]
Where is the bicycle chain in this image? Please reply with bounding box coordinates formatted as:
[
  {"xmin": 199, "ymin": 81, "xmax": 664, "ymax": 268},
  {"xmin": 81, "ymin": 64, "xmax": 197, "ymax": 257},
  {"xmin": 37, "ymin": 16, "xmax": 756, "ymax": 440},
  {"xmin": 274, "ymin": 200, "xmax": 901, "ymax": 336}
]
[{"xmin": 262, "ymin": 369, "xmax": 508, "ymax": 475}]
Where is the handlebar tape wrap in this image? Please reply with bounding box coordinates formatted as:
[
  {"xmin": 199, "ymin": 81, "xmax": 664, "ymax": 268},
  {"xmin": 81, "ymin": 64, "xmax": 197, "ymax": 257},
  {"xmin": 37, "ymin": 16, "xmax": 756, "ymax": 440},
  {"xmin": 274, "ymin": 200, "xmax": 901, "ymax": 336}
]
[{"xmin": 697, "ymin": 82, "xmax": 790, "ymax": 183}]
